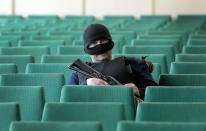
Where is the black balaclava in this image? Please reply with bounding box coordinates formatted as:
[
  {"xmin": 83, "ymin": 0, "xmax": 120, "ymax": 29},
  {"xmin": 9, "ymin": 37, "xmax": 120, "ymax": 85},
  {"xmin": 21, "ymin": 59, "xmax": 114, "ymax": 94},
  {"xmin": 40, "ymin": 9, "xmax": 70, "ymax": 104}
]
[{"xmin": 83, "ymin": 24, "xmax": 114, "ymax": 55}]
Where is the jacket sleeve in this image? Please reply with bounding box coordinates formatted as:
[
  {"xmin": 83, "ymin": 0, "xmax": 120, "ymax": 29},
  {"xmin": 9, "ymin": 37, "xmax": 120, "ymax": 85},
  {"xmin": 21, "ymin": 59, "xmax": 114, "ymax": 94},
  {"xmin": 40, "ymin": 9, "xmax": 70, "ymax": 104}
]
[
  {"xmin": 68, "ymin": 72, "xmax": 79, "ymax": 85},
  {"xmin": 125, "ymin": 57, "xmax": 158, "ymax": 97}
]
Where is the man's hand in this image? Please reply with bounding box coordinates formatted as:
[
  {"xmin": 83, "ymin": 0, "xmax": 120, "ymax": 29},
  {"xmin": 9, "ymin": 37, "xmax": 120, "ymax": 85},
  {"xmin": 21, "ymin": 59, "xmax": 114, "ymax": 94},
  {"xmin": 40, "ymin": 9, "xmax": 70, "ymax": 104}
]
[
  {"xmin": 124, "ymin": 83, "xmax": 143, "ymax": 103},
  {"xmin": 86, "ymin": 78, "xmax": 109, "ymax": 86}
]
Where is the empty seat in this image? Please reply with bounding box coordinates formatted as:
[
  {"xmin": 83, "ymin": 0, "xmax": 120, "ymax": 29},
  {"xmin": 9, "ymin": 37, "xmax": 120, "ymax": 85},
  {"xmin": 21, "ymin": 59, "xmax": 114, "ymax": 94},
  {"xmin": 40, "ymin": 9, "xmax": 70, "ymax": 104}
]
[
  {"xmin": 0, "ymin": 64, "xmax": 17, "ymax": 74},
  {"xmin": 42, "ymin": 103, "xmax": 126, "ymax": 131},
  {"xmin": 32, "ymin": 36, "xmax": 74, "ymax": 45},
  {"xmin": 41, "ymin": 55, "xmax": 91, "ymax": 63},
  {"xmin": 0, "ymin": 40, "xmax": 11, "ymax": 47},
  {"xmin": 145, "ymin": 86, "xmax": 206, "ymax": 102},
  {"xmin": 123, "ymin": 45, "xmax": 175, "ymax": 71},
  {"xmin": 0, "ymin": 55, "xmax": 34, "ymax": 73},
  {"xmin": 58, "ymin": 46, "xmax": 84, "ymax": 55},
  {"xmin": 0, "ymin": 86, "xmax": 44, "ymax": 120},
  {"xmin": 117, "ymin": 121, "xmax": 206, "ymax": 131},
  {"xmin": 132, "ymin": 39, "xmax": 179, "ymax": 53},
  {"xmin": 60, "ymin": 86, "xmax": 135, "ymax": 120},
  {"xmin": 10, "ymin": 121, "xmax": 102, "ymax": 131},
  {"xmin": 176, "ymin": 54, "xmax": 206, "ymax": 62},
  {"xmin": 183, "ymin": 46, "xmax": 206, "ymax": 54},
  {"xmin": 159, "ymin": 74, "xmax": 206, "ymax": 86},
  {"xmin": 26, "ymin": 63, "xmax": 73, "ymax": 82},
  {"xmin": 0, "ymin": 74, "xmax": 65, "ymax": 102},
  {"xmin": 19, "ymin": 40, "xmax": 65, "ymax": 54},
  {"xmin": 136, "ymin": 102, "xmax": 206, "ymax": 122},
  {"xmin": 0, "ymin": 47, "xmax": 50, "ymax": 63},
  {"xmin": 170, "ymin": 62, "xmax": 206, "ymax": 74},
  {"xmin": 0, "ymin": 103, "xmax": 20, "ymax": 131},
  {"xmin": 0, "ymin": 36, "xmax": 22, "ymax": 46},
  {"xmin": 187, "ymin": 39, "xmax": 206, "ymax": 46}
]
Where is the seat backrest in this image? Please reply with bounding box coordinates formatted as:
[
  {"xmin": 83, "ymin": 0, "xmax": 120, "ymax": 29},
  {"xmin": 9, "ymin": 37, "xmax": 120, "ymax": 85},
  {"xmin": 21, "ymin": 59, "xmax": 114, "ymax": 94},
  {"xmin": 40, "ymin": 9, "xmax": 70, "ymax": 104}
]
[
  {"xmin": 0, "ymin": 86, "xmax": 44, "ymax": 120},
  {"xmin": 183, "ymin": 46, "xmax": 206, "ymax": 54},
  {"xmin": 0, "ymin": 74, "xmax": 65, "ymax": 102},
  {"xmin": 41, "ymin": 55, "xmax": 91, "ymax": 63},
  {"xmin": 170, "ymin": 62, "xmax": 206, "ymax": 74},
  {"xmin": 10, "ymin": 121, "xmax": 102, "ymax": 131},
  {"xmin": 0, "ymin": 47, "xmax": 50, "ymax": 63},
  {"xmin": 26, "ymin": 63, "xmax": 73, "ymax": 82},
  {"xmin": 176, "ymin": 54, "xmax": 206, "ymax": 62},
  {"xmin": 0, "ymin": 64, "xmax": 17, "ymax": 74},
  {"xmin": 144, "ymin": 86, "xmax": 206, "ymax": 102},
  {"xmin": 0, "ymin": 103, "xmax": 20, "ymax": 131},
  {"xmin": 42, "ymin": 103, "xmax": 126, "ymax": 131},
  {"xmin": 0, "ymin": 55, "xmax": 34, "ymax": 73},
  {"xmin": 132, "ymin": 39, "xmax": 179, "ymax": 53},
  {"xmin": 60, "ymin": 86, "xmax": 135, "ymax": 120},
  {"xmin": 159, "ymin": 74, "xmax": 206, "ymax": 86},
  {"xmin": 136, "ymin": 102, "xmax": 206, "ymax": 122},
  {"xmin": 19, "ymin": 40, "xmax": 65, "ymax": 54},
  {"xmin": 57, "ymin": 46, "xmax": 85, "ymax": 55},
  {"xmin": 117, "ymin": 121, "xmax": 206, "ymax": 131}
]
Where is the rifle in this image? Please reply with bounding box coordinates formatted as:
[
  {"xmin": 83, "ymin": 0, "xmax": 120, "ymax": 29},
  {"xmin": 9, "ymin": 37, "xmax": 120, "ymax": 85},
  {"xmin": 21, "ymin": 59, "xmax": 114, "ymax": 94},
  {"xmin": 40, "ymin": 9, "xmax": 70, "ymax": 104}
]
[{"xmin": 68, "ymin": 59, "xmax": 122, "ymax": 85}]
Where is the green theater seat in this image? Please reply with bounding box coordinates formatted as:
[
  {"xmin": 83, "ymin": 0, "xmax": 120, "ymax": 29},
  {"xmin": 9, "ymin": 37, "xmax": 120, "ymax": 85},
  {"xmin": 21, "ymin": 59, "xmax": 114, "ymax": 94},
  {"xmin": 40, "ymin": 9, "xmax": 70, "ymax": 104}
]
[
  {"xmin": 10, "ymin": 122, "xmax": 102, "ymax": 131},
  {"xmin": 60, "ymin": 86, "xmax": 135, "ymax": 120},
  {"xmin": 42, "ymin": 103, "xmax": 126, "ymax": 131},
  {"xmin": 0, "ymin": 74, "xmax": 65, "ymax": 102}
]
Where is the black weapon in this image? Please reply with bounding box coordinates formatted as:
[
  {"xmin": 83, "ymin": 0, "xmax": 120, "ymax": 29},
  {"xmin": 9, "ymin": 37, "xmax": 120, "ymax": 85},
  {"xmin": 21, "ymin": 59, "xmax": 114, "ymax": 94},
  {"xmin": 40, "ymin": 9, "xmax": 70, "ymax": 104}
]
[{"xmin": 68, "ymin": 59, "xmax": 122, "ymax": 85}]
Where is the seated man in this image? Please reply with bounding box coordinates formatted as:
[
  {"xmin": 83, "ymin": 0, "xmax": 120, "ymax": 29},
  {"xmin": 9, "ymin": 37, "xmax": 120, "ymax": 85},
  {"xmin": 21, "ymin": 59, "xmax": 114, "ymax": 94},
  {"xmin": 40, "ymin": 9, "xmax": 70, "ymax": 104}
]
[{"xmin": 68, "ymin": 24, "xmax": 157, "ymax": 100}]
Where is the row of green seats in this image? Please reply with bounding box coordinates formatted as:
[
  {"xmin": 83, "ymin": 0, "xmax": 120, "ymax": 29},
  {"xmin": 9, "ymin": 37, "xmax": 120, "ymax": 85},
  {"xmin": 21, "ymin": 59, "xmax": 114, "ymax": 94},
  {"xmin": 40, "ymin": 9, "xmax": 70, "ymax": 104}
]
[
  {"xmin": 0, "ymin": 85, "xmax": 137, "ymax": 131},
  {"xmin": 0, "ymin": 54, "xmax": 162, "ymax": 82},
  {"xmin": 9, "ymin": 121, "xmax": 206, "ymax": 131},
  {"xmin": 145, "ymin": 86, "xmax": 206, "ymax": 102}
]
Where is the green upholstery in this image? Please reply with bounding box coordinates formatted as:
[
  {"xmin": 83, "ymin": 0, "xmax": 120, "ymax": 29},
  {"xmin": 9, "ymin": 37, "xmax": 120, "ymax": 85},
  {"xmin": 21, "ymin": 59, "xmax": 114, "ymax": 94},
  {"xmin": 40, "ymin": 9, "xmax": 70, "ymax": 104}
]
[
  {"xmin": 136, "ymin": 102, "xmax": 206, "ymax": 122},
  {"xmin": 151, "ymin": 63, "xmax": 161, "ymax": 83},
  {"xmin": 176, "ymin": 54, "xmax": 206, "ymax": 62},
  {"xmin": 145, "ymin": 86, "xmax": 206, "ymax": 102},
  {"xmin": 123, "ymin": 45, "xmax": 175, "ymax": 70},
  {"xmin": 0, "ymin": 86, "xmax": 44, "ymax": 120},
  {"xmin": 159, "ymin": 74, "xmax": 206, "ymax": 86},
  {"xmin": 60, "ymin": 86, "xmax": 135, "ymax": 120},
  {"xmin": 41, "ymin": 55, "xmax": 91, "ymax": 63},
  {"xmin": 42, "ymin": 103, "xmax": 126, "ymax": 131},
  {"xmin": 48, "ymin": 31, "xmax": 82, "ymax": 40},
  {"xmin": 0, "ymin": 74, "xmax": 65, "ymax": 102},
  {"xmin": 0, "ymin": 47, "xmax": 50, "ymax": 63},
  {"xmin": 0, "ymin": 103, "xmax": 20, "ymax": 131},
  {"xmin": 0, "ymin": 36, "xmax": 22, "ymax": 47},
  {"xmin": 0, "ymin": 55, "xmax": 34, "ymax": 73},
  {"xmin": 112, "ymin": 31, "xmax": 136, "ymax": 45},
  {"xmin": 0, "ymin": 40, "xmax": 11, "ymax": 47},
  {"xmin": 19, "ymin": 40, "xmax": 65, "ymax": 54},
  {"xmin": 132, "ymin": 39, "xmax": 179, "ymax": 53},
  {"xmin": 0, "ymin": 64, "xmax": 17, "ymax": 74},
  {"xmin": 32, "ymin": 36, "xmax": 74, "ymax": 45},
  {"xmin": 183, "ymin": 46, "xmax": 206, "ymax": 54},
  {"xmin": 117, "ymin": 121, "xmax": 206, "ymax": 131},
  {"xmin": 2, "ymin": 32, "xmax": 40, "ymax": 40},
  {"xmin": 170, "ymin": 62, "xmax": 206, "ymax": 74},
  {"xmin": 28, "ymin": 15, "xmax": 59, "ymax": 20},
  {"xmin": 113, "ymin": 54, "xmax": 167, "ymax": 73},
  {"xmin": 57, "ymin": 46, "xmax": 84, "ymax": 55},
  {"xmin": 10, "ymin": 122, "xmax": 102, "ymax": 131},
  {"xmin": 64, "ymin": 15, "xmax": 95, "ymax": 23},
  {"xmin": 187, "ymin": 39, "xmax": 206, "ymax": 46},
  {"xmin": 26, "ymin": 63, "xmax": 73, "ymax": 82}
]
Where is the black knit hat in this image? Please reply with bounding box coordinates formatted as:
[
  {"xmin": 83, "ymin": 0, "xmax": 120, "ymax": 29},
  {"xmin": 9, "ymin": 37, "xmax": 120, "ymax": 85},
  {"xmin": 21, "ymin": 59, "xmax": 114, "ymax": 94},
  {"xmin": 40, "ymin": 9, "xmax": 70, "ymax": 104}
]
[{"xmin": 83, "ymin": 24, "xmax": 114, "ymax": 55}]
